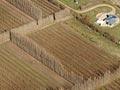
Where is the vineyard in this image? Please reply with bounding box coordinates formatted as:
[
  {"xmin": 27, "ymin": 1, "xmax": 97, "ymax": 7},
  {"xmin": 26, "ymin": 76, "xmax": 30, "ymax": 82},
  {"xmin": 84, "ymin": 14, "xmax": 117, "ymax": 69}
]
[
  {"xmin": 0, "ymin": 0, "xmax": 32, "ymax": 34},
  {"xmin": 28, "ymin": 22, "xmax": 120, "ymax": 80},
  {"xmin": 5, "ymin": 0, "xmax": 42, "ymax": 20},
  {"xmin": 1, "ymin": 0, "xmax": 120, "ymax": 90},
  {"xmin": 0, "ymin": 42, "xmax": 69, "ymax": 90},
  {"xmin": 30, "ymin": 0, "xmax": 61, "ymax": 17}
]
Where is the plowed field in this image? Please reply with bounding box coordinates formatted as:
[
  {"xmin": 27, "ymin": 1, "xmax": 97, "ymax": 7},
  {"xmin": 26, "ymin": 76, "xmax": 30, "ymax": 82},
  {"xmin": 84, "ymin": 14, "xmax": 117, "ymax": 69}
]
[
  {"xmin": 0, "ymin": 42, "xmax": 63, "ymax": 90},
  {"xmin": 31, "ymin": 0, "xmax": 61, "ymax": 17},
  {"xmin": 0, "ymin": 1, "xmax": 32, "ymax": 34},
  {"xmin": 28, "ymin": 22, "xmax": 120, "ymax": 80}
]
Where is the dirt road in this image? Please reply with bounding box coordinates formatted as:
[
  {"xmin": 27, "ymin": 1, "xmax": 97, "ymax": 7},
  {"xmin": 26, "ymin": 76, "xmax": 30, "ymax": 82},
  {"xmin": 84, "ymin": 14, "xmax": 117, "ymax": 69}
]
[{"xmin": 57, "ymin": 0, "xmax": 116, "ymax": 14}]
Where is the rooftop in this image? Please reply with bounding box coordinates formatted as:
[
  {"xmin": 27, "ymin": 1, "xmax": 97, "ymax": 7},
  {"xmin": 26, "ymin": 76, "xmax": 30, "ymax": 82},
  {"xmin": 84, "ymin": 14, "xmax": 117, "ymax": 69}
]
[{"xmin": 96, "ymin": 13, "xmax": 119, "ymax": 27}]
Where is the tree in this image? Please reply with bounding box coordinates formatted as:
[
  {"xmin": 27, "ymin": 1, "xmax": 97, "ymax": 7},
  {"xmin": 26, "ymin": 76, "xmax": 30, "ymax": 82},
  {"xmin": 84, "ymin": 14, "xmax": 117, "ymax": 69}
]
[{"xmin": 74, "ymin": 0, "xmax": 76, "ymax": 2}]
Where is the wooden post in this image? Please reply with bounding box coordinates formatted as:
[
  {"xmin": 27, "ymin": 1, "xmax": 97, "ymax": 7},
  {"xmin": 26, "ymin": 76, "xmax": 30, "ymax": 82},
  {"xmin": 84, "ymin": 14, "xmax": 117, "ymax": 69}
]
[
  {"xmin": 36, "ymin": 20, "xmax": 39, "ymax": 25},
  {"xmin": 53, "ymin": 13, "xmax": 56, "ymax": 21}
]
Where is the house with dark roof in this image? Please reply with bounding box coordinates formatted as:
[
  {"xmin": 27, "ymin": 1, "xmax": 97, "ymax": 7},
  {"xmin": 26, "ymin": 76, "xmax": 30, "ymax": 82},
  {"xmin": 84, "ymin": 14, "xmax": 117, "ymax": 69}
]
[{"xmin": 96, "ymin": 13, "xmax": 119, "ymax": 27}]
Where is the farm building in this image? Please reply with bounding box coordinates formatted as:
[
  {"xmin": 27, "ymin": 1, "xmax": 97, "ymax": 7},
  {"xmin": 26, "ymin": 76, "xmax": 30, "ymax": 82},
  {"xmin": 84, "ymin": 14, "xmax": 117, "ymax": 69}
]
[{"xmin": 96, "ymin": 13, "xmax": 119, "ymax": 27}]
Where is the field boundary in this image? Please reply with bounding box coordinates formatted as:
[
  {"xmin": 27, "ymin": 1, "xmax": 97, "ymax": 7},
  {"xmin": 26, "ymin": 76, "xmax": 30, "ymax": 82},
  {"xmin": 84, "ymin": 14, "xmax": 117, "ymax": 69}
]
[
  {"xmin": 0, "ymin": 8, "xmax": 71, "ymax": 50},
  {"xmin": 11, "ymin": 8, "xmax": 71, "ymax": 35}
]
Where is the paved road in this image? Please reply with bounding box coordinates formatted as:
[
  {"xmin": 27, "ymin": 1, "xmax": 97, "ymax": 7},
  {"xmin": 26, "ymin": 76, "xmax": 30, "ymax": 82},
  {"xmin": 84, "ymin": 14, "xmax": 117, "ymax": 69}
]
[{"xmin": 57, "ymin": 0, "xmax": 116, "ymax": 14}]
